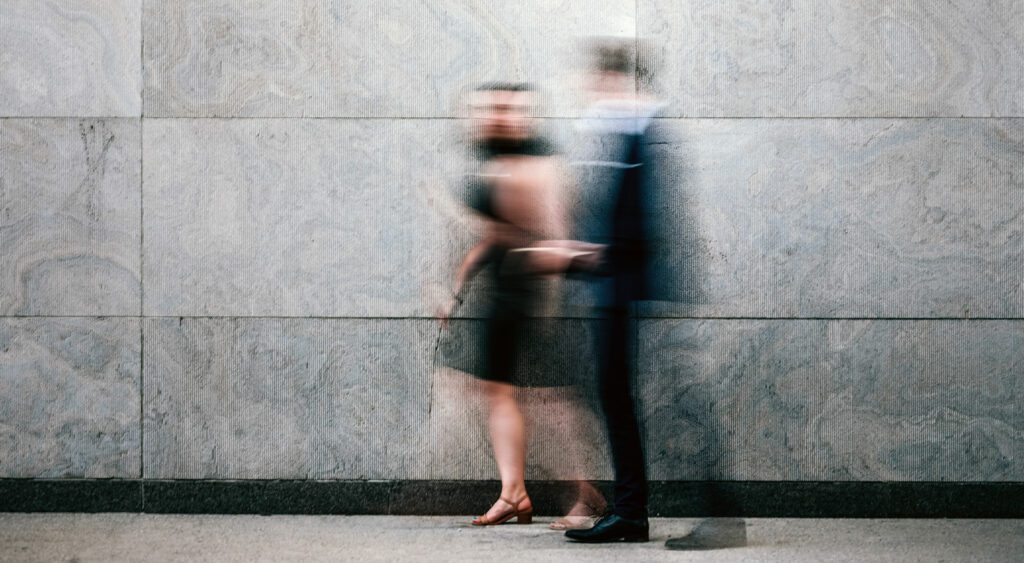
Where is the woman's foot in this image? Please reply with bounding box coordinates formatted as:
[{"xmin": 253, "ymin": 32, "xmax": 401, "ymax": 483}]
[
  {"xmin": 548, "ymin": 499, "xmax": 607, "ymax": 530},
  {"xmin": 472, "ymin": 496, "xmax": 533, "ymax": 526},
  {"xmin": 549, "ymin": 514, "xmax": 600, "ymax": 530}
]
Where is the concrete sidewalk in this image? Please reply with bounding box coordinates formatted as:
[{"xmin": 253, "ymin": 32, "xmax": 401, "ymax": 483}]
[{"xmin": 1, "ymin": 514, "xmax": 1022, "ymax": 562}]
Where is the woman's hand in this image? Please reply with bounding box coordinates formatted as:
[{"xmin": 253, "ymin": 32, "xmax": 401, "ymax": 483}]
[{"xmin": 436, "ymin": 295, "xmax": 459, "ymax": 329}]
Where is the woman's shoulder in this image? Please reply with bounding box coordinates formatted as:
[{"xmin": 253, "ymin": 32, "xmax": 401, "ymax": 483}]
[{"xmin": 463, "ymin": 174, "xmax": 497, "ymax": 218}]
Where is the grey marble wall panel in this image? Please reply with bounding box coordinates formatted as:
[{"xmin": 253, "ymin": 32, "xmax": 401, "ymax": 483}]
[
  {"xmin": 638, "ymin": 319, "xmax": 834, "ymax": 481},
  {"xmin": 142, "ymin": 116, "xmax": 1024, "ymax": 319},
  {"xmin": 639, "ymin": 118, "xmax": 1024, "ymax": 318},
  {"xmin": 0, "ymin": 317, "xmax": 141, "ymax": 478},
  {"xmin": 0, "ymin": 0, "xmax": 141, "ymax": 116},
  {"xmin": 143, "ymin": 315, "xmax": 612, "ymax": 480},
  {"xmin": 142, "ymin": 116, "xmax": 631, "ymax": 319},
  {"xmin": 143, "ymin": 318, "xmax": 434, "ymax": 479},
  {"xmin": 0, "ymin": 118, "xmax": 141, "ymax": 315},
  {"xmin": 143, "ymin": 0, "xmax": 633, "ymax": 117},
  {"xmin": 640, "ymin": 0, "xmax": 1024, "ymax": 117},
  {"xmin": 142, "ymin": 118, "xmax": 466, "ymax": 317},
  {"xmin": 828, "ymin": 320, "xmax": 1024, "ymax": 482},
  {"xmin": 638, "ymin": 319, "xmax": 1024, "ymax": 481}
]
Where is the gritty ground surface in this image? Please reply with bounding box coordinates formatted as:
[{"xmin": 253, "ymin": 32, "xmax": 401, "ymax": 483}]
[{"xmin": 1, "ymin": 514, "xmax": 1022, "ymax": 562}]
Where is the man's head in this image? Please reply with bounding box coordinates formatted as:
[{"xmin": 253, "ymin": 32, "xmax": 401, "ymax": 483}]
[
  {"xmin": 584, "ymin": 37, "xmax": 643, "ymax": 99},
  {"xmin": 469, "ymin": 82, "xmax": 538, "ymax": 145}
]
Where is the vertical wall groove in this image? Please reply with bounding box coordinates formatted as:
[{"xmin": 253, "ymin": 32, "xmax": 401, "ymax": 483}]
[{"xmin": 139, "ymin": 0, "xmax": 147, "ymax": 480}]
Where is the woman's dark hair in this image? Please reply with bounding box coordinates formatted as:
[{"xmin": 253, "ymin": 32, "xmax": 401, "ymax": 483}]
[{"xmin": 469, "ymin": 81, "xmax": 556, "ymax": 159}]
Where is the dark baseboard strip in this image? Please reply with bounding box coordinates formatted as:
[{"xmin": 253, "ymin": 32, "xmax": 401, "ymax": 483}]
[
  {"xmin": 646, "ymin": 481, "xmax": 1024, "ymax": 518},
  {"xmin": 1, "ymin": 480, "xmax": 1022, "ymax": 518},
  {"xmin": 144, "ymin": 480, "xmax": 393, "ymax": 515},
  {"xmin": 0, "ymin": 479, "xmax": 143, "ymax": 513}
]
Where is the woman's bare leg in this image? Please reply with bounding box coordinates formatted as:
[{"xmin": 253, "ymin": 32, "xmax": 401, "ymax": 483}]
[{"xmin": 479, "ymin": 379, "xmax": 531, "ymax": 520}]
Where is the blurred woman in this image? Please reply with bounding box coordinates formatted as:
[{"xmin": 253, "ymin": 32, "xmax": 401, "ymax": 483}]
[{"xmin": 437, "ymin": 82, "xmax": 605, "ymax": 527}]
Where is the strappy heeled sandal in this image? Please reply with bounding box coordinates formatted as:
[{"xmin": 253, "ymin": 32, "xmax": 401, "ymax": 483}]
[{"xmin": 471, "ymin": 496, "xmax": 533, "ymax": 526}]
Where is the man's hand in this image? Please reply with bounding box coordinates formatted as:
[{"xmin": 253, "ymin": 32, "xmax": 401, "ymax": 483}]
[
  {"xmin": 568, "ymin": 248, "xmax": 605, "ymax": 273},
  {"xmin": 531, "ymin": 240, "xmax": 607, "ymax": 273}
]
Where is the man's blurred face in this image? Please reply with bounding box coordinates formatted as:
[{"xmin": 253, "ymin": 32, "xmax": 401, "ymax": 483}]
[
  {"xmin": 470, "ymin": 89, "xmax": 535, "ymax": 143},
  {"xmin": 585, "ymin": 70, "xmax": 632, "ymax": 101}
]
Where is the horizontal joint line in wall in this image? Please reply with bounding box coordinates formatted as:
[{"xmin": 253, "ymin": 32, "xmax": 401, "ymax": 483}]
[
  {"xmin": 3, "ymin": 116, "xmax": 1024, "ymax": 121},
  {"xmin": 1, "ymin": 315, "xmax": 1022, "ymax": 322}
]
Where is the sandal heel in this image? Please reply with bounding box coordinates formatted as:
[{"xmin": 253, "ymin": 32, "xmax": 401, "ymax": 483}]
[{"xmin": 472, "ymin": 496, "xmax": 533, "ymax": 526}]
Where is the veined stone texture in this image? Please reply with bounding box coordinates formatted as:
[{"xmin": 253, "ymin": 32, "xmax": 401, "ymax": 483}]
[
  {"xmin": 141, "ymin": 118, "xmax": 466, "ymax": 317},
  {"xmin": 0, "ymin": 118, "xmax": 141, "ymax": 316},
  {"xmin": 142, "ymin": 316, "xmax": 1023, "ymax": 481},
  {"xmin": 142, "ymin": 317, "xmax": 435, "ymax": 479},
  {"xmin": 143, "ymin": 317, "xmax": 610, "ymax": 480},
  {"xmin": 143, "ymin": 0, "xmax": 634, "ymax": 118},
  {"xmin": 639, "ymin": 319, "xmax": 1024, "ymax": 481},
  {"xmin": 828, "ymin": 320, "xmax": 1024, "ymax": 482},
  {"xmin": 142, "ymin": 115, "xmax": 635, "ymax": 318},
  {"xmin": 0, "ymin": 317, "xmax": 141, "ymax": 478},
  {"xmin": 644, "ymin": 118, "xmax": 1024, "ymax": 318},
  {"xmin": 0, "ymin": 0, "xmax": 142, "ymax": 117},
  {"xmin": 142, "ymin": 117, "xmax": 1023, "ymax": 318},
  {"xmin": 640, "ymin": 0, "xmax": 1024, "ymax": 117}
]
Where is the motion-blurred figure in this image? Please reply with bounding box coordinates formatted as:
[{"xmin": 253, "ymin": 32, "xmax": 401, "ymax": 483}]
[
  {"xmin": 438, "ymin": 83, "xmax": 604, "ymax": 527},
  {"xmin": 562, "ymin": 38, "xmax": 747, "ymax": 550},
  {"xmin": 563, "ymin": 38, "xmax": 667, "ymax": 544}
]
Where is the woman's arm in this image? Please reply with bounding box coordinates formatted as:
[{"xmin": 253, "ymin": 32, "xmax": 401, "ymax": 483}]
[
  {"xmin": 453, "ymin": 236, "xmax": 495, "ymax": 297},
  {"xmin": 438, "ymin": 235, "xmax": 495, "ymax": 327}
]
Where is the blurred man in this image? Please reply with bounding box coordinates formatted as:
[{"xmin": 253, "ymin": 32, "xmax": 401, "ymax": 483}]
[
  {"xmin": 564, "ymin": 39, "xmax": 665, "ymax": 544},
  {"xmin": 562, "ymin": 38, "xmax": 747, "ymax": 551}
]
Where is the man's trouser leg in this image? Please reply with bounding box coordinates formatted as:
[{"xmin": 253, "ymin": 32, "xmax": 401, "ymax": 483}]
[{"xmin": 599, "ymin": 306, "xmax": 647, "ymax": 519}]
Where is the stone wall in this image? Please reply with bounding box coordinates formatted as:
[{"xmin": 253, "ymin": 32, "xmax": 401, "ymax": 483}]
[{"xmin": 2, "ymin": 1, "xmax": 1021, "ymax": 488}]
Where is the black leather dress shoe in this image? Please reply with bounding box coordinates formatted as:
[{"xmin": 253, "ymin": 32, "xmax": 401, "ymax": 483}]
[
  {"xmin": 664, "ymin": 518, "xmax": 747, "ymax": 550},
  {"xmin": 564, "ymin": 514, "xmax": 649, "ymax": 543}
]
